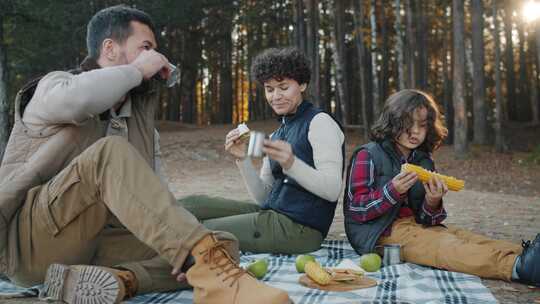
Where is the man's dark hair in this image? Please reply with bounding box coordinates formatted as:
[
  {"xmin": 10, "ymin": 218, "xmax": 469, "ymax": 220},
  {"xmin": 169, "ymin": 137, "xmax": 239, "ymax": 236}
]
[
  {"xmin": 251, "ymin": 47, "xmax": 311, "ymax": 85},
  {"xmin": 86, "ymin": 5, "xmax": 156, "ymax": 59},
  {"xmin": 370, "ymin": 89, "xmax": 448, "ymax": 153}
]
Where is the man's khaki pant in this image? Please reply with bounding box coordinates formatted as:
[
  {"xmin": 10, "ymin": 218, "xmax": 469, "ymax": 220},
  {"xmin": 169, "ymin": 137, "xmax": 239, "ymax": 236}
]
[
  {"xmin": 378, "ymin": 217, "xmax": 522, "ymax": 281},
  {"xmin": 9, "ymin": 136, "xmax": 212, "ymax": 294}
]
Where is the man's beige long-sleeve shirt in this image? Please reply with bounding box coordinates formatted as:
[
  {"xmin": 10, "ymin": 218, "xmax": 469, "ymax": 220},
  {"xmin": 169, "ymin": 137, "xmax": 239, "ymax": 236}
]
[{"xmin": 23, "ymin": 65, "xmax": 168, "ymax": 184}]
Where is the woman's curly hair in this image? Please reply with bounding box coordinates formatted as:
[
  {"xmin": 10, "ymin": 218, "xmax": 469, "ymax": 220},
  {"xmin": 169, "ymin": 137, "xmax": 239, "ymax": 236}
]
[
  {"xmin": 251, "ymin": 47, "xmax": 311, "ymax": 85},
  {"xmin": 370, "ymin": 89, "xmax": 448, "ymax": 153}
]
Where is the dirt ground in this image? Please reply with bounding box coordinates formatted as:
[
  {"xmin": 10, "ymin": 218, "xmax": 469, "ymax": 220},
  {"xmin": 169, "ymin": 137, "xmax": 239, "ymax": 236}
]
[{"xmin": 4, "ymin": 120, "xmax": 540, "ymax": 303}]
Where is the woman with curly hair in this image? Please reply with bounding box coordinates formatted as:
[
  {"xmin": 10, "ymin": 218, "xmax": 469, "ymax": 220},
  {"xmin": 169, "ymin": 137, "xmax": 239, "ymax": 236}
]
[{"xmin": 179, "ymin": 47, "xmax": 345, "ymax": 254}]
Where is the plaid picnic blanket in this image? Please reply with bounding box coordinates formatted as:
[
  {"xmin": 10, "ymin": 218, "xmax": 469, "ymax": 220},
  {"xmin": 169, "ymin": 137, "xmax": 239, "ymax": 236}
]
[{"xmin": 0, "ymin": 240, "xmax": 497, "ymax": 304}]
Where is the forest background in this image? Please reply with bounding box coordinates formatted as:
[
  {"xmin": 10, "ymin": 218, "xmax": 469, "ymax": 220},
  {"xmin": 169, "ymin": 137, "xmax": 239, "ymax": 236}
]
[
  {"xmin": 1, "ymin": 1, "xmax": 540, "ymax": 302},
  {"xmin": 1, "ymin": 0, "xmax": 540, "ymax": 160}
]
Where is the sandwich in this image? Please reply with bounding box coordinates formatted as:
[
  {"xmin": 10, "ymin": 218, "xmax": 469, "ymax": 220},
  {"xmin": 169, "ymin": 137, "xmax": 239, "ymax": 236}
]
[{"xmin": 237, "ymin": 123, "xmax": 250, "ymax": 141}]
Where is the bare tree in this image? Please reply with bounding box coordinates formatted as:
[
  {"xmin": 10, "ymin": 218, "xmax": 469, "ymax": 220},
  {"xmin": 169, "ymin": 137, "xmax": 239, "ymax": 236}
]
[
  {"xmin": 452, "ymin": 0, "xmax": 468, "ymax": 156},
  {"xmin": 493, "ymin": 2, "xmax": 506, "ymax": 152},
  {"xmin": 471, "ymin": 0, "xmax": 487, "ymax": 144}
]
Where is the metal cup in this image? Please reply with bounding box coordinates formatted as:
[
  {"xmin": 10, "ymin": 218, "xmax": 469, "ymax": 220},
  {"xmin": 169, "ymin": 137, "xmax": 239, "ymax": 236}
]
[
  {"xmin": 247, "ymin": 131, "xmax": 265, "ymax": 158},
  {"xmin": 165, "ymin": 63, "xmax": 180, "ymax": 88},
  {"xmin": 154, "ymin": 63, "xmax": 180, "ymax": 88},
  {"xmin": 383, "ymin": 244, "xmax": 402, "ymax": 266}
]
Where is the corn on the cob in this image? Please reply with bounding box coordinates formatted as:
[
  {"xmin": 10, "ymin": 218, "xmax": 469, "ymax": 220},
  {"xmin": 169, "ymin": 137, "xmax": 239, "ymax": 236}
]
[
  {"xmin": 401, "ymin": 163, "xmax": 464, "ymax": 191},
  {"xmin": 304, "ymin": 261, "xmax": 332, "ymax": 285}
]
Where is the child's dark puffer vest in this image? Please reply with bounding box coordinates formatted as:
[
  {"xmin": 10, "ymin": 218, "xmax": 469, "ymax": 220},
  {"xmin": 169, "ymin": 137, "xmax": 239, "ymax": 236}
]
[{"xmin": 343, "ymin": 140, "xmax": 434, "ymax": 255}]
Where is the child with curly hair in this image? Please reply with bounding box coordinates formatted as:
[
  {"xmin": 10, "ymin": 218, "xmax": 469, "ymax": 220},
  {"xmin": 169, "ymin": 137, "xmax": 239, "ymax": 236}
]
[{"xmin": 344, "ymin": 89, "xmax": 539, "ymax": 286}]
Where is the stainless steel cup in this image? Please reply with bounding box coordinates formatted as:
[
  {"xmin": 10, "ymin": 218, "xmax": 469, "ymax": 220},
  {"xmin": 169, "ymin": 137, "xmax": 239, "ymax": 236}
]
[
  {"xmin": 166, "ymin": 63, "xmax": 180, "ymax": 88},
  {"xmin": 247, "ymin": 131, "xmax": 265, "ymax": 158},
  {"xmin": 153, "ymin": 63, "xmax": 180, "ymax": 88},
  {"xmin": 383, "ymin": 244, "xmax": 402, "ymax": 266}
]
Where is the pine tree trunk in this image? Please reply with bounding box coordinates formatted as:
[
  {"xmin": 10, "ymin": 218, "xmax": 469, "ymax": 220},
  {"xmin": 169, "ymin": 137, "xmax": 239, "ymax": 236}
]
[
  {"xmin": 321, "ymin": 46, "xmax": 333, "ymax": 113},
  {"xmin": 234, "ymin": 29, "xmax": 244, "ymax": 123},
  {"xmin": 465, "ymin": 38, "xmax": 474, "ymax": 88},
  {"xmin": 532, "ymin": 29, "xmax": 540, "ymax": 124},
  {"xmin": 370, "ymin": 0, "xmax": 380, "ymax": 117},
  {"xmin": 443, "ymin": 9, "xmax": 454, "ymax": 145},
  {"xmin": 493, "ymin": 2, "xmax": 506, "ymax": 152},
  {"xmin": 394, "ymin": 0, "xmax": 406, "ymax": 90},
  {"xmin": 331, "ymin": 0, "xmax": 349, "ymax": 124},
  {"xmin": 503, "ymin": 5, "xmax": 516, "ymax": 121},
  {"xmin": 380, "ymin": 4, "xmax": 389, "ymax": 102},
  {"xmin": 166, "ymin": 31, "xmax": 180, "ymax": 121},
  {"xmin": 305, "ymin": 0, "xmax": 320, "ymax": 107},
  {"xmin": 220, "ymin": 28, "xmax": 234, "ymax": 124},
  {"xmin": 211, "ymin": 68, "xmax": 219, "ymax": 124},
  {"xmin": 294, "ymin": 0, "xmax": 307, "ymax": 53},
  {"xmin": 452, "ymin": 0, "xmax": 468, "ymax": 156},
  {"xmin": 517, "ymin": 20, "xmax": 529, "ymax": 121},
  {"xmin": 471, "ymin": 0, "xmax": 488, "ymax": 144},
  {"xmin": 180, "ymin": 29, "xmax": 202, "ymax": 124},
  {"xmin": 198, "ymin": 66, "xmax": 205, "ymax": 124},
  {"xmin": 164, "ymin": 87, "xmax": 174, "ymax": 121},
  {"xmin": 406, "ymin": 0, "xmax": 417, "ymax": 88},
  {"xmin": 247, "ymin": 17, "xmax": 259, "ymax": 121},
  {"xmin": 417, "ymin": 1, "xmax": 428, "ymax": 88},
  {"xmin": 530, "ymin": 54, "xmax": 539, "ymax": 124},
  {"xmin": 0, "ymin": 15, "xmax": 10, "ymax": 160},
  {"xmin": 319, "ymin": 0, "xmax": 331, "ymax": 113},
  {"xmin": 353, "ymin": 0, "xmax": 369, "ymax": 139}
]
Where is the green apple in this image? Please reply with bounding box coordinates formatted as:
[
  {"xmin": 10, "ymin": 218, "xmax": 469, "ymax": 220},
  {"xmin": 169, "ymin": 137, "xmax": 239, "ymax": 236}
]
[
  {"xmin": 246, "ymin": 258, "xmax": 268, "ymax": 279},
  {"xmin": 359, "ymin": 253, "xmax": 382, "ymax": 272},
  {"xmin": 295, "ymin": 254, "xmax": 317, "ymax": 273}
]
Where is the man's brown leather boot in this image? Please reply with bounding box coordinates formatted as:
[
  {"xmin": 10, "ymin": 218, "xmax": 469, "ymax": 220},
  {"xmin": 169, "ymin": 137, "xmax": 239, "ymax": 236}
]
[
  {"xmin": 40, "ymin": 264, "xmax": 138, "ymax": 304},
  {"xmin": 186, "ymin": 233, "xmax": 292, "ymax": 304}
]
